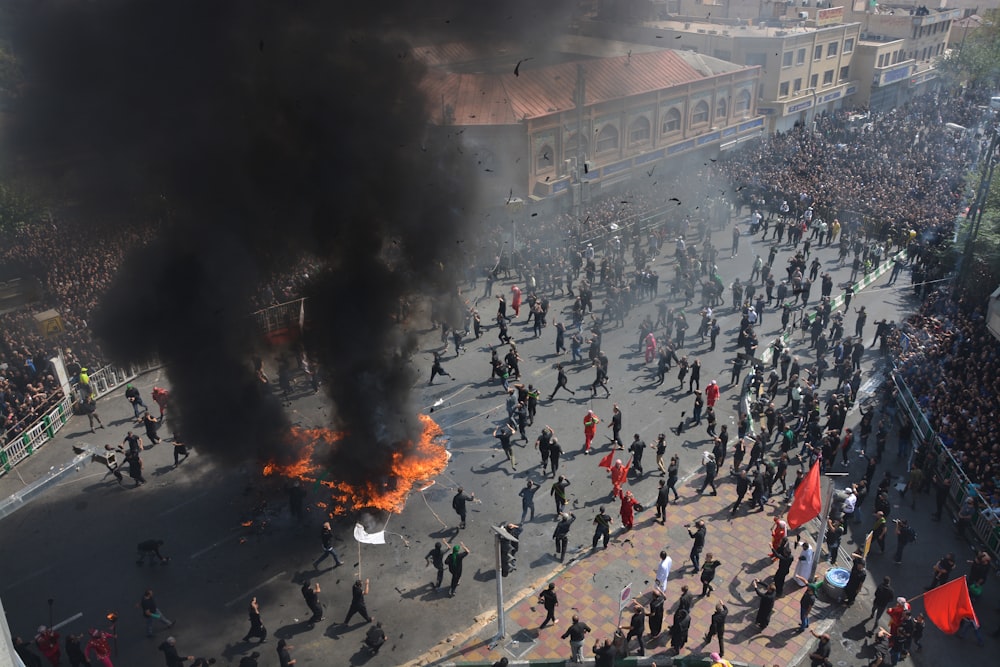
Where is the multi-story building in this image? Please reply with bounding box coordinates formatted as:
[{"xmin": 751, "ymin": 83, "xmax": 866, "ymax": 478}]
[
  {"xmin": 417, "ymin": 38, "xmax": 763, "ymax": 204},
  {"xmin": 579, "ymin": 9, "xmax": 862, "ymax": 131}
]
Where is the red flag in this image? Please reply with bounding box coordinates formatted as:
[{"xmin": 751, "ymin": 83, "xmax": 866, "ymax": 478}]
[
  {"xmin": 598, "ymin": 452, "xmax": 613, "ymax": 469},
  {"xmin": 922, "ymin": 577, "xmax": 979, "ymax": 634},
  {"xmin": 787, "ymin": 460, "xmax": 821, "ymax": 530}
]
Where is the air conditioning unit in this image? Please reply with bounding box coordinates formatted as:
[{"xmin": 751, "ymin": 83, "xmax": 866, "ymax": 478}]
[{"xmin": 799, "ymin": 11, "xmax": 809, "ymax": 19}]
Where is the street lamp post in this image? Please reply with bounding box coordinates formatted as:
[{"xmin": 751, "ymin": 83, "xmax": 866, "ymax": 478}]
[{"xmin": 488, "ymin": 524, "xmax": 519, "ymax": 650}]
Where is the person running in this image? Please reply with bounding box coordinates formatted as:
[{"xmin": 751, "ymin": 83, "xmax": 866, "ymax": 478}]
[
  {"xmin": 312, "ymin": 521, "xmax": 343, "ymax": 568},
  {"xmin": 242, "ymin": 597, "xmax": 267, "ymax": 643},
  {"xmin": 548, "ymin": 364, "xmax": 576, "ymax": 400}
]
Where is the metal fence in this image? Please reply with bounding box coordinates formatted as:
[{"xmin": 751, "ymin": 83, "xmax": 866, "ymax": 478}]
[
  {"xmin": 0, "ymin": 358, "xmax": 162, "ymax": 478},
  {"xmin": 891, "ymin": 367, "xmax": 1000, "ymax": 558},
  {"xmin": 251, "ymin": 298, "xmax": 304, "ymax": 336}
]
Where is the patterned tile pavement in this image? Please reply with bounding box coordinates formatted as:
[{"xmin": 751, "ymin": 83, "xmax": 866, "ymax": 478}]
[{"xmin": 451, "ymin": 469, "xmax": 842, "ymax": 665}]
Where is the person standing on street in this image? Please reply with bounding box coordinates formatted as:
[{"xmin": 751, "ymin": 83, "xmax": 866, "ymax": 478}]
[
  {"xmin": 242, "ymin": 597, "xmax": 267, "ymax": 643},
  {"xmin": 655, "ymin": 550, "xmax": 673, "ymax": 594},
  {"xmin": 312, "ymin": 522, "xmax": 343, "ymax": 568},
  {"xmin": 343, "ymin": 579, "xmax": 372, "ymax": 625},
  {"xmin": 869, "ymin": 576, "xmax": 895, "ymax": 629},
  {"xmin": 608, "ymin": 404, "xmax": 623, "ymax": 448},
  {"xmin": 125, "ymin": 384, "xmax": 147, "ymax": 419},
  {"xmin": 538, "ymin": 583, "xmax": 559, "ymax": 628},
  {"xmin": 628, "ymin": 434, "xmax": 646, "ymax": 476},
  {"xmin": 452, "ymin": 488, "xmax": 475, "ymax": 529},
  {"xmin": 445, "ymin": 543, "xmax": 470, "ymax": 597},
  {"xmin": 700, "ymin": 554, "xmax": 721, "ymax": 597},
  {"xmin": 554, "ymin": 512, "xmax": 576, "ymax": 561},
  {"xmin": 703, "ymin": 602, "xmax": 728, "ymax": 656},
  {"xmin": 560, "ymin": 615, "xmax": 591, "ymax": 664},
  {"xmin": 667, "ymin": 454, "xmax": 681, "ymax": 502},
  {"xmin": 519, "ymin": 480, "xmax": 538, "ymax": 522},
  {"xmin": 654, "ymin": 479, "xmax": 670, "ymax": 524},
  {"xmin": 551, "ymin": 475, "xmax": 570, "ymax": 514},
  {"xmin": 140, "ymin": 589, "xmax": 174, "ymax": 637},
  {"xmin": 81, "ymin": 395, "xmax": 105, "ymax": 433},
  {"xmin": 425, "ymin": 541, "xmax": 447, "ymax": 590},
  {"xmin": 592, "ymin": 506, "xmax": 612, "ymax": 549},
  {"xmin": 687, "ymin": 520, "xmax": 706, "ymax": 571},
  {"xmin": 300, "ymin": 580, "xmax": 323, "ymax": 624},
  {"xmin": 699, "ymin": 451, "xmax": 718, "ymax": 495},
  {"xmin": 583, "ymin": 410, "xmax": 600, "ymax": 453}
]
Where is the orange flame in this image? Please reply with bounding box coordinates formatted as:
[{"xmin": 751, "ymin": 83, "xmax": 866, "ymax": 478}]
[{"xmin": 263, "ymin": 414, "xmax": 447, "ymax": 514}]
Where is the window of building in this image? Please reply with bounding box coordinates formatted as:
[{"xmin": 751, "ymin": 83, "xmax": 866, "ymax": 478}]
[
  {"xmin": 779, "ymin": 81, "xmax": 790, "ymax": 97},
  {"xmin": 628, "ymin": 116, "xmax": 651, "ymax": 145},
  {"xmin": 827, "ymin": 42, "xmax": 838, "ymax": 57},
  {"xmin": 692, "ymin": 100, "xmax": 710, "ymax": 124},
  {"xmin": 536, "ymin": 144, "xmax": 554, "ymax": 171},
  {"xmin": 797, "ymin": 48, "xmax": 806, "ymax": 65},
  {"xmin": 814, "ymin": 44, "xmax": 823, "ymax": 60},
  {"xmin": 844, "ymin": 38, "xmax": 854, "ymax": 53},
  {"xmin": 596, "ymin": 124, "xmax": 619, "ymax": 153},
  {"xmin": 782, "ymin": 51, "xmax": 793, "ymax": 68},
  {"xmin": 565, "ymin": 132, "xmax": 588, "ymax": 159},
  {"xmin": 823, "ymin": 69, "xmax": 834, "ymax": 85},
  {"xmin": 839, "ymin": 65, "xmax": 849, "ymax": 81},
  {"xmin": 793, "ymin": 78, "xmax": 803, "ymax": 93},
  {"xmin": 877, "ymin": 54, "xmax": 885, "ymax": 68},
  {"xmin": 715, "ymin": 97, "xmax": 728, "ymax": 120},
  {"xmin": 661, "ymin": 108, "xmax": 682, "ymax": 133},
  {"xmin": 810, "ymin": 73, "xmax": 819, "ymax": 89},
  {"xmin": 735, "ymin": 89, "xmax": 752, "ymax": 114}
]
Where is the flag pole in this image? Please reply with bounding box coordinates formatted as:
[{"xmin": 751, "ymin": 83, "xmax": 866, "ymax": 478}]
[{"xmin": 358, "ymin": 541, "xmax": 362, "ymax": 580}]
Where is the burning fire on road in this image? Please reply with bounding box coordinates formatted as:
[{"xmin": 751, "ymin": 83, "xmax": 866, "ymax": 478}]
[{"xmin": 263, "ymin": 414, "xmax": 448, "ymax": 514}]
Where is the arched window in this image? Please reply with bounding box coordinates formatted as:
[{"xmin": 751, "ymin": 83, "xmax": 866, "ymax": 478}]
[
  {"xmin": 661, "ymin": 108, "xmax": 682, "ymax": 134},
  {"xmin": 715, "ymin": 97, "xmax": 728, "ymax": 120},
  {"xmin": 564, "ymin": 132, "xmax": 589, "ymax": 159},
  {"xmin": 596, "ymin": 124, "xmax": 619, "ymax": 153},
  {"xmin": 628, "ymin": 116, "xmax": 651, "ymax": 145},
  {"xmin": 536, "ymin": 144, "xmax": 554, "ymax": 171},
  {"xmin": 692, "ymin": 101, "xmax": 710, "ymax": 125},
  {"xmin": 735, "ymin": 89, "xmax": 752, "ymax": 114}
]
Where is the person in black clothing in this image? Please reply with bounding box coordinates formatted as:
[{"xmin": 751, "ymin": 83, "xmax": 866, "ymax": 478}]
[
  {"xmin": 553, "ymin": 512, "xmax": 576, "ymax": 561},
  {"xmin": 238, "ymin": 652, "xmax": 260, "ymax": 667},
  {"xmin": 426, "ymin": 541, "xmax": 447, "ymax": 589},
  {"xmin": 123, "ymin": 431, "xmax": 143, "ymax": 455},
  {"xmin": 560, "ymin": 615, "xmax": 591, "ymax": 663},
  {"xmin": 14, "ymin": 636, "xmax": 43, "ymax": 667},
  {"xmin": 686, "ymin": 520, "xmax": 706, "ymax": 571},
  {"xmin": 593, "ymin": 637, "xmax": 615, "ymax": 667},
  {"xmin": 538, "ymin": 583, "xmax": 559, "ymax": 628},
  {"xmin": 623, "ymin": 601, "xmax": 646, "ymax": 656},
  {"xmin": 452, "ymin": 488, "xmax": 475, "ymax": 529},
  {"xmin": 648, "ymin": 589, "xmax": 665, "ymax": 638},
  {"xmin": 592, "ymin": 506, "xmax": 612, "ymax": 549},
  {"xmin": 343, "ymin": 579, "xmax": 371, "ymax": 625},
  {"xmin": 137, "ymin": 539, "xmax": 170, "ymax": 565},
  {"xmin": 700, "ymin": 553, "xmax": 721, "ymax": 597},
  {"xmin": 752, "ymin": 580, "xmax": 777, "ymax": 628},
  {"xmin": 808, "ymin": 630, "xmax": 832, "ymax": 667},
  {"xmin": 429, "ymin": 352, "xmax": 451, "ymax": 385},
  {"xmin": 628, "ymin": 434, "xmax": 645, "ymax": 476},
  {"xmin": 363, "ymin": 620, "xmax": 386, "ymax": 655},
  {"xmin": 312, "ymin": 521, "xmax": 343, "ymax": 568},
  {"xmin": 869, "ymin": 576, "xmax": 894, "ymax": 629},
  {"xmin": 445, "ymin": 543, "xmax": 470, "ymax": 597},
  {"xmin": 608, "ymin": 404, "xmax": 623, "ymax": 447},
  {"xmin": 772, "ymin": 540, "xmax": 795, "ymax": 597},
  {"xmin": 158, "ymin": 637, "xmax": 193, "ymax": 667},
  {"xmin": 666, "ymin": 454, "xmax": 680, "ymax": 502},
  {"xmin": 654, "ymin": 480, "xmax": 669, "ymax": 524},
  {"xmin": 669, "ymin": 606, "xmax": 691, "ymax": 653},
  {"xmin": 731, "ymin": 470, "xmax": 750, "ymax": 514},
  {"xmin": 125, "ymin": 449, "xmax": 146, "ymax": 486},
  {"xmin": 242, "ymin": 597, "xmax": 267, "ymax": 643},
  {"xmin": 276, "ymin": 639, "xmax": 295, "ymax": 667},
  {"xmin": 703, "ymin": 602, "xmax": 728, "ymax": 656},
  {"xmin": 549, "ymin": 364, "xmax": 576, "ymax": 400},
  {"xmin": 300, "ymin": 581, "xmax": 323, "ymax": 624},
  {"xmin": 64, "ymin": 633, "xmax": 88, "ymax": 667}
]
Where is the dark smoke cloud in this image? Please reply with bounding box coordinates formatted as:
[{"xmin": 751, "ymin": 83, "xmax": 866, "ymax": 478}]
[{"xmin": 6, "ymin": 0, "xmax": 574, "ymax": 478}]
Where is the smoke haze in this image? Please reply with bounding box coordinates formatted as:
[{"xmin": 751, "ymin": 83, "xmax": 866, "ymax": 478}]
[{"xmin": 6, "ymin": 0, "xmax": 577, "ymax": 479}]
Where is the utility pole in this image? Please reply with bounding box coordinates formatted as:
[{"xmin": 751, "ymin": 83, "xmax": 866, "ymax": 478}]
[
  {"xmin": 959, "ymin": 125, "xmax": 1000, "ymax": 287},
  {"xmin": 488, "ymin": 524, "xmax": 519, "ymax": 650}
]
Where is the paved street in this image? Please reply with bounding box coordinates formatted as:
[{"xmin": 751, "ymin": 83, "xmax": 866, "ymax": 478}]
[{"xmin": 0, "ymin": 216, "xmax": 994, "ymax": 667}]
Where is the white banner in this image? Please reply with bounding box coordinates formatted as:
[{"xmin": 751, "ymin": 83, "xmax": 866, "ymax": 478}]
[{"xmin": 354, "ymin": 523, "xmax": 386, "ymax": 544}]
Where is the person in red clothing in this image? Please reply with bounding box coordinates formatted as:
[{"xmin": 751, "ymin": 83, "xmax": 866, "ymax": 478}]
[
  {"xmin": 511, "ymin": 285, "xmax": 522, "ymax": 317},
  {"xmin": 86, "ymin": 628, "xmax": 116, "ymax": 667},
  {"xmin": 151, "ymin": 386, "xmax": 170, "ymax": 419},
  {"xmin": 770, "ymin": 518, "xmax": 787, "ymax": 559},
  {"xmin": 644, "ymin": 332, "xmax": 657, "ymax": 364},
  {"xmin": 619, "ymin": 491, "xmax": 641, "ymax": 530},
  {"xmin": 34, "ymin": 626, "xmax": 60, "ymax": 667},
  {"xmin": 705, "ymin": 380, "xmax": 720, "ymax": 408},
  {"xmin": 609, "ymin": 459, "xmax": 629, "ymax": 499},
  {"xmin": 583, "ymin": 410, "xmax": 600, "ymax": 453},
  {"xmin": 886, "ymin": 598, "xmax": 910, "ymax": 635}
]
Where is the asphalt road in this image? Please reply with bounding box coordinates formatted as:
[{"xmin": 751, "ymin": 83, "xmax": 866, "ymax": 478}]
[{"xmin": 0, "ymin": 219, "xmax": 947, "ymax": 667}]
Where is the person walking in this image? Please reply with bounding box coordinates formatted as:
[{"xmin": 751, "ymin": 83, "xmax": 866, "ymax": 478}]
[
  {"xmin": 667, "ymin": 454, "xmax": 681, "ymax": 502},
  {"xmin": 592, "ymin": 506, "xmax": 612, "ymax": 549},
  {"xmin": 140, "ymin": 589, "xmax": 174, "ymax": 637},
  {"xmin": 655, "ymin": 550, "xmax": 673, "ymax": 594},
  {"xmin": 687, "ymin": 520, "xmax": 706, "ymax": 572},
  {"xmin": 622, "ymin": 600, "xmax": 647, "ymax": 656},
  {"xmin": 893, "ymin": 518, "xmax": 916, "ymax": 564},
  {"xmin": 300, "ymin": 580, "xmax": 323, "ymax": 623},
  {"xmin": 451, "ymin": 488, "xmax": 475, "ymax": 529},
  {"xmin": 628, "ymin": 434, "xmax": 646, "ymax": 476},
  {"xmin": 618, "ymin": 491, "xmax": 640, "ymax": 531},
  {"xmin": 551, "ymin": 475, "xmax": 570, "ymax": 514},
  {"xmin": 343, "ymin": 579, "xmax": 372, "ymax": 625},
  {"xmin": 698, "ymin": 451, "xmax": 718, "ymax": 495},
  {"xmin": 425, "ymin": 541, "xmax": 447, "ymax": 590},
  {"xmin": 700, "ymin": 554, "xmax": 721, "ymax": 597},
  {"xmin": 608, "ymin": 404, "xmax": 623, "ymax": 448},
  {"xmin": 445, "ymin": 543, "xmax": 470, "ymax": 597},
  {"xmin": 538, "ymin": 583, "xmax": 559, "ymax": 628},
  {"xmin": 669, "ymin": 606, "xmax": 691, "ymax": 654},
  {"xmin": 125, "ymin": 384, "xmax": 148, "ymax": 419},
  {"xmin": 276, "ymin": 639, "xmax": 295, "ymax": 667},
  {"xmin": 751, "ymin": 579, "xmax": 777, "ymax": 628},
  {"xmin": 81, "ymin": 395, "xmax": 105, "ymax": 433},
  {"xmin": 654, "ymin": 479, "xmax": 669, "ymax": 524},
  {"xmin": 842, "ymin": 555, "xmax": 868, "ymax": 605},
  {"xmin": 158, "ymin": 637, "xmax": 193, "ymax": 667},
  {"xmin": 84, "ymin": 629, "xmax": 115, "ymax": 667},
  {"xmin": 869, "ymin": 576, "xmax": 894, "ymax": 628},
  {"xmin": 312, "ymin": 522, "xmax": 343, "ymax": 568},
  {"xmin": 553, "ymin": 512, "xmax": 576, "ymax": 561},
  {"xmin": 654, "ymin": 433, "xmax": 667, "ymax": 475},
  {"xmin": 519, "ymin": 480, "xmax": 538, "ymax": 522},
  {"xmin": 560, "ymin": 615, "xmax": 591, "ymax": 664},
  {"xmin": 549, "ymin": 364, "xmax": 576, "ymax": 400},
  {"xmin": 583, "ymin": 410, "xmax": 600, "ymax": 453},
  {"xmin": 242, "ymin": 597, "xmax": 267, "ymax": 643},
  {"xmin": 703, "ymin": 602, "xmax": 728, "ymax": 656}
]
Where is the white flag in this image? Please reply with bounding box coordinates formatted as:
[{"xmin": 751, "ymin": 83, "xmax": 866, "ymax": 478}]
[{"xmin": 354, "ymin": 523, "xmax": 386, "ymax": 544}]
